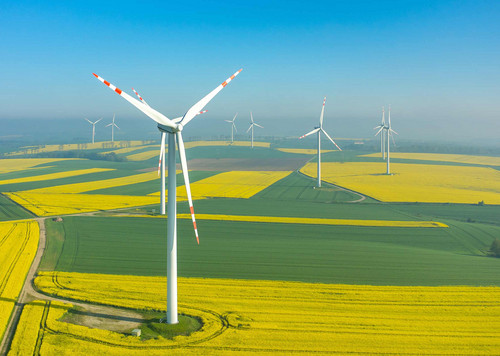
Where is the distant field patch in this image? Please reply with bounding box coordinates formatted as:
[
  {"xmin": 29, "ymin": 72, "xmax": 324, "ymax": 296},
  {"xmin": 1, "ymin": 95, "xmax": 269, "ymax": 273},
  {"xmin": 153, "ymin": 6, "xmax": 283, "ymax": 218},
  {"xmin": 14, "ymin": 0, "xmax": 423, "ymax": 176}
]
[
  {"xmin": 185, "ymin": 140, "xmax": 270, "ymax": 148},
  {"xmin": 0, "ymin": 168, "xmax": 113, "ymax": 186},
  {"xmin": 102, "ymin": 144, "xmax": 158, "ymax": 155},
  {"xmin": 126, "ymin": 150, "xmax": 160, "ymax": 161},
  {"xmin": 276, "ymin": 148, "xmax": 333, "ymax": 155},
  {"xmin": 134, "ymin": 213, "xmax": 447, "ymax": 228},
  {"xmin": 6, "ymin": 192, "xmax": 160, "ymax": 216},
  {"xmin": 0, "ymin": 158, "xmax": 65, "ymax": 174},
  {"xmin": 361, "ymin": 152, "xmax": 500, "ymax": 166},
  {"xmin": 151, "ymin": 171, "xmax": 292, "ymax": 199},
  {"xmin": 25, "ymin": 171, "xmax": 162, "ymax": 194},
  {"xmin": 31, "ymin": 272, "xmax": 500, "ymax": 355},
  {"xmin": 0, "ymin": 220, "xmax": 39, "ymax": 341},
  {"xmin": 301, "ymin": 162, "xmax": 500, "ymax": 204},
  {"xmin": 186, "ymin": 158, "xmax": 308, "ymax": 171}
]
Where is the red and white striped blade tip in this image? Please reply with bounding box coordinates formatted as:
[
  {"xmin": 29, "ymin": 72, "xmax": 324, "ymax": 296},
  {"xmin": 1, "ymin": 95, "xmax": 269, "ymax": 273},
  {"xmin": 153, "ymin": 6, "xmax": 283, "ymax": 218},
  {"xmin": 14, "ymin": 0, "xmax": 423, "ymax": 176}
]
[{"xmin": 221, "ymin": 68, "xmax": 243, "ymax": 87}]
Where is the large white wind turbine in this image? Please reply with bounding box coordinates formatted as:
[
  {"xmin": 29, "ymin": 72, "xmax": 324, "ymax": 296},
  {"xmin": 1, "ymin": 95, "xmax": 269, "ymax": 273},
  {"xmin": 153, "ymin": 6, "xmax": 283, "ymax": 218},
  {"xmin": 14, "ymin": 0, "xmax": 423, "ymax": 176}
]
[
  {"xmin": 93, "ymin": 68, "xmax": 242, "ymax": 324},
  {"xmin": 384, "ymin": 105, "xmax": 398, "ymax": 175},
  {"xmin": 105, "ymin": 114, "xmax": 120, "ymax": 142},
  {"xmin": 225, "ymin": 113, "xmax": 238, "ymax": 143},
  {"xmin": 246, "ymin": 112, "xmax": 263, "ymax": 148},
  {"xmin": 374, "ymin": 107, "xmax": 386, "ymax": 159},
  {"xmin": 299, "ymin": 97, "xmax": 342, "ymax": 188},
  {"xmin": 84, "ymin": 118, "xmax": 102, "ymax": 144}
]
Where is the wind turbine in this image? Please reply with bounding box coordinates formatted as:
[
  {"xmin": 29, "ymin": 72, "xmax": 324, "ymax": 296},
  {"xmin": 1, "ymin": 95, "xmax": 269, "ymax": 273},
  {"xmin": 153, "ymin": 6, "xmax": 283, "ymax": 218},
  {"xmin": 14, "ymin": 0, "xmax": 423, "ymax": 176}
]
[
  {"xmin": 384, "ymin": 105, "xmax": 398, "ymax": 175},
  {"xmin": 299, "ymin": 97, "xmax": 341, "ymax": 188},
  {"xmin": 84, "ymin": 118, "xmax": 102, "ymax": 144},
  {"xmin": 374, "ymin": 107, "xmax": 386, "ymax": 159},
  {"xmin": 105, "ymin": 114, "xmax": 120, "ymax": 142},
  {"xmin": 93, "ymin": 68, "xmax": 242, "ymax": 324},
  {"xmin": 246, "ymin": 112, "xmax": 263, "ymax": 148},
  {"xmin": 225, "ymin": 113, "xmax": 238, "ymax": 143}
]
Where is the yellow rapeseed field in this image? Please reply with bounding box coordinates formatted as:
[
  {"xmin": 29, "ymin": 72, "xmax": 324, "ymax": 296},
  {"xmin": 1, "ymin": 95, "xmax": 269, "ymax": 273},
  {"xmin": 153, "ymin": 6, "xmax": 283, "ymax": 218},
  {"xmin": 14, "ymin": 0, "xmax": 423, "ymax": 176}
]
[
  {"xmin": 25, "ymin": 271, "xmax": 500, "ymax": 355},
  {"xmin": 7, "ymin": 301, "xmax": 46, "ymax": 355},
  {"xmin": 276, "ymin": 148, "xmax": 333, "ymax": 155},
  {"xmin": 126, "ymin": 150, "xmax": 162, "ymax": 161},
  {"xmin": 0, "ymin": 168, "xmax": 113, "ymax": 186},
  {"xmin": 176, "ymin": 213, "xmax": 448, "ymax": 227},
  {"xmin": 102, "ymin": 144, "xmax": 158, "ymax": 155},
  {"xmin": 0, "ymin": 220, "xmax": 39, "ymax": 341},
  {"xmin": 0, "ymin": 158, "xmax": 65, "ymax": 174},
  {"xmin": 5, "ymin": 192, "xmax": 160, "ymax": 216},
  {"xmin": 301, "ymin": 162, "xmax": 500, "ymax": 204},
  {"xmin": 361, "ymin": 152, "xmax": 500, "ymax": 166},
  {"xmin": 150, "ymin": 171, "xmax": 291, "ymax": 199},
  {"xmin": 26, "ymin": 171, "xmax": 160, "ymax": 194}
]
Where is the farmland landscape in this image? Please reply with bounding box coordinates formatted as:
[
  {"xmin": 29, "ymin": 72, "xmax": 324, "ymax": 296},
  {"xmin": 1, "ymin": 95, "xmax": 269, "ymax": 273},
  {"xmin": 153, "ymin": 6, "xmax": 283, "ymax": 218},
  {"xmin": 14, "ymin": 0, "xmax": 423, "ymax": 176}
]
[{"xmin": 0, "ymin": 140, "xmax": 499, "ymax": 355}]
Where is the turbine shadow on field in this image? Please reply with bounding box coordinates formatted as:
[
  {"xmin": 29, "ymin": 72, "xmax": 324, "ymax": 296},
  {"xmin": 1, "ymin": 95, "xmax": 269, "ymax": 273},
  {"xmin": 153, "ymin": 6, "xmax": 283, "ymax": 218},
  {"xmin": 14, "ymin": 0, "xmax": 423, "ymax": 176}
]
[{"xmin": 65, "ymin": 308, "xmax": 144, "ymax": 323}]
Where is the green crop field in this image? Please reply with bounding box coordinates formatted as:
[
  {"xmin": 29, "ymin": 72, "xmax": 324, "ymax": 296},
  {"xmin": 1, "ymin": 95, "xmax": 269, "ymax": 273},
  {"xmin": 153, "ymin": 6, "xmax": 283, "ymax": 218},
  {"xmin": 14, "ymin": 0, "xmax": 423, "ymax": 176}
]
[
  {"xmin": 43, "ymin": 207, "xmax": 500, "ymax": 286},
  {"xmin": 0, "ymin": 193, "xmax": 33, "ymax": 220}
]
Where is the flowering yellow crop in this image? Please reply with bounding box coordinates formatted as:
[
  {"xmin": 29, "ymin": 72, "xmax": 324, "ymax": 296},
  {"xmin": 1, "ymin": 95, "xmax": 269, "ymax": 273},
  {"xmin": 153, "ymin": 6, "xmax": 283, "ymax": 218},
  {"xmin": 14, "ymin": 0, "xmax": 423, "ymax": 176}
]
[
  {"xmin": 277, "ymin": 148, "xmax": 333, "ymax": 155},
  {"xmin": 361, "ymin": 152, "xmax": 500, "ymax": 166},
  {"xmin": 158, "ymin": 213, "xmax": 446, "ymax": 227},
  {"xmin": 0, "ymin": 168, "xmax": 113, "ymax": 186},
  {"xmin": 6, "ymin": 192, "xmax": 160, "ymax": 216},
  {"xmin": 0, "ymin": 220, "xmax": 39, "ymax": 341},
  {"xmin": 102, "ymin": 144, "xmax": 159, "ymax": 155},
  {"xmin": 26, "ymin": 171, "xmax": 160, "ymax": 194},
  {"xmin": 7, "ymin": 301, "xmax": 46, "ymax": 356},
  {"xmin": 24, "ymin": 271, "xmax": 500, "ymax": 355},
  {"xmin": 301, "ymin": 162, "xmax": 500, "ymax": 204},
  {"xmin": 0, "ymin": 158, "xmax": 65, "ymax": 174},
  {"xmin": 150, "ymin": 171, "xmax": 291, "ymax": 199},
  {"xmin": 126, "ymin": 149, "xmax": 161, "ymax": 161}
]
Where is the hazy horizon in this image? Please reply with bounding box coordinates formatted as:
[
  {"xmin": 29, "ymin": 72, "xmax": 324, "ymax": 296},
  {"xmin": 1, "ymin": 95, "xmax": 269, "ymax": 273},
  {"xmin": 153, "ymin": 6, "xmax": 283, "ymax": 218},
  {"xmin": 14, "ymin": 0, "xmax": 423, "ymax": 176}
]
[{"xmin": 1, "ymin": 1, "xmax": 499, "ymax": 144}]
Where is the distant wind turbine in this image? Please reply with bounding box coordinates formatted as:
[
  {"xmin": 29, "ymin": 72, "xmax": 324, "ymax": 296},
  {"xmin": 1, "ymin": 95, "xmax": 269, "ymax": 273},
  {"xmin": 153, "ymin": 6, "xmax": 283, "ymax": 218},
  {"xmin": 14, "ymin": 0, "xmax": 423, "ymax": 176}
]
[
  {"xmin": 105, "ymin": 114, "xmax": 120, "ymax": 142},
  {"xmin": 299, "ymin": 97, "xmax": 341, "ymax": 188},
  {"xmin": 93, "ymin": 68, "xmax": 242, "ymax": 325},
  {"xmin": 225, "ymin": 113, "xmax": 238, "ymax": 143},
  {"xmin": 246, "ymin": 112, "xmax": 263, "ymax": 148},
  {"xmin": 384, "ymin": 105, "xmax": 398, "ymax": 175},
  {"xmin": 84, "ymin": 118, "xmax": 102, "ymax": 144},
  {"xmin": 374, "ymin": 107, "xmax": 386, "ymax": 159}
]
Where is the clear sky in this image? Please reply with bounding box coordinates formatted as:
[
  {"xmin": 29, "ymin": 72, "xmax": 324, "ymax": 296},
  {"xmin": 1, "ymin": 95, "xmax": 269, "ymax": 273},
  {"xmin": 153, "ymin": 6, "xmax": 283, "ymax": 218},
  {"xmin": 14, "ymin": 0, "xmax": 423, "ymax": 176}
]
[{"xmin": 1, "ymin": 0, "xmax": 499, "ymax": 143}]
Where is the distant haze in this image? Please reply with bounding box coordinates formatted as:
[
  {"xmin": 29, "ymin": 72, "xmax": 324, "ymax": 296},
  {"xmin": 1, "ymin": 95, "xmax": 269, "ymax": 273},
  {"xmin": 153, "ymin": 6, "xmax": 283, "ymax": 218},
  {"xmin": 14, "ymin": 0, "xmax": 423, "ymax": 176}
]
[{"xmin": 0, "ymin": 1, "xmax": 499, "ymax": 145}]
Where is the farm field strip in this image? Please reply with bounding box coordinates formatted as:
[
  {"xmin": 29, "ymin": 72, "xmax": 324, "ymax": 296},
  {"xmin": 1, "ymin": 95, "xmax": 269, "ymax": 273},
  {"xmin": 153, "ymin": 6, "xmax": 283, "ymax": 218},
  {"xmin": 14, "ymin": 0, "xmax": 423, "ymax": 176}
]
[
  {"xmin": 23, "ymin": 171, "xmax": 167, "ymax": 194},
  {"xmin": 150, "ymin": 171, "xmax": 292, "ymax": 199},
  {"xmin": 0, "ymin": 168, "xmax": 113, "ymax": 186},
  {"xmin": 127, "ymin": 213, "xmax": 448, "ymax": 228},
  {"xmin": 102, "ymin": 144, "xmax": 159, "ymax": 155},
  {"xmin": 361, "ymin": 152, "xmax": 500, "ymax": 166},
  {"xmin": 0, "ymin": 220, "xmax": 39, "ymax": 343},
  {"xmin": 276, "ymin": 148, "xmax": 333, "ymax": 155},
  {"xmin": 5, "ymin": 141, "xmax": 150, "ymax": 156},
  {"xmin": 0, "ymin": 159, "xmax": 67, "ymax": 174},
  {"xmin": 126, "ymin": 150, "xmax": 161, "ymax": 161},
  {"xmin": 300, "ymin": 162, "xmax": 500, "ymax": 204},
  {"xmin": 26, "ymin": 272, "xmax": 500, "ymax": 355},
  {"xmin": 5, "ymin": 192, "xmax": 162, "ymax": 216}
]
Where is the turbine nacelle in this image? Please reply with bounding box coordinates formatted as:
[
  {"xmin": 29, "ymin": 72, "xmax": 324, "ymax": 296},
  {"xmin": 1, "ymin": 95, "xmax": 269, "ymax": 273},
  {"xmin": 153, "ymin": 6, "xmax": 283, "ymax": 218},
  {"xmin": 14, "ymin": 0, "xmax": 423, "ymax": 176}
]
[{"xmin": 158, "ymin": 123, "xmax": 183, "ymax": 133}]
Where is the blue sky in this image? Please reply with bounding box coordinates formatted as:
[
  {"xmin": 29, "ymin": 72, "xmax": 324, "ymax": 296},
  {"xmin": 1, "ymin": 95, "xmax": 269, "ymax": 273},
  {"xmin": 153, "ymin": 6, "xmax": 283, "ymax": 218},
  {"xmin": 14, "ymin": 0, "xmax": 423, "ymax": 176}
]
[{"xmin": 1, "ymin": 0, "xmax": 499, "ymax": 142}]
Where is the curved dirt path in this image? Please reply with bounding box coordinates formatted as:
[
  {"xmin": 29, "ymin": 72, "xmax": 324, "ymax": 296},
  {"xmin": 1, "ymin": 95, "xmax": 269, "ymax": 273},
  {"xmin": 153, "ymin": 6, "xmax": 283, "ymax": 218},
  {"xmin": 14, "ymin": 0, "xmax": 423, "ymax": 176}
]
[{"xmin": 0, "ymin": 218, "xmax": 144, "ymax": 355}]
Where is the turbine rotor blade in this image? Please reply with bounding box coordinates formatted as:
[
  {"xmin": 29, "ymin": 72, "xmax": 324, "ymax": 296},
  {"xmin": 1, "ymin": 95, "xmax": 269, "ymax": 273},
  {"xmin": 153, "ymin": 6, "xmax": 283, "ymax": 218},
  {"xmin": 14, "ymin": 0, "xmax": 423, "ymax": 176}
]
[
  {"xmin": 233, "ymin": 123, "xmax": 238, "ymax": 133},
  {"xmin": 321, "ymin": 128, "xmax": 342, "ymax": 151},
  {"xmin": 299, "ymin": 128, "xmax": 320, "ymax": 139},
  {"xmin": 93, "ymin": 73, "xmax": 175, "ymax": 128},
  {"xmin": 246, "ymin": 124, "xmax": 253, "ymax": 133},
  {"xmin": 250, "ymin": 112, "xmax": 254, "ymax": 124},
  {"xmin": 232, "ymin": 113, "xmax": 238, "ymax": 122},
  {"xmin": 176, "ymin": 132, "xmax": 199, "ymax": 244},
  {"xmin": 157, "ymin": 132, "xmax": 165, "ymax": 176},
  {"xmin": 132, "ymin": 88, "xmax": 150, "ymax": 107},
  {"xmin": 180, "ymin": 68, "xmax": 242, "ymax": 127},
  {"xmin": 254, "ymin": 123, "xmax": 264, "ymax": 129},
  {"xmin": 374, "ymin": 126, "xmax": 384, "ymax": 136},
  {"xmin": 84, "ymin": 118, "xmax": 92, "ymax": 124},
  {"xmin": 319, "ymin": 97, "xmax": 326, "ymax": 127}
]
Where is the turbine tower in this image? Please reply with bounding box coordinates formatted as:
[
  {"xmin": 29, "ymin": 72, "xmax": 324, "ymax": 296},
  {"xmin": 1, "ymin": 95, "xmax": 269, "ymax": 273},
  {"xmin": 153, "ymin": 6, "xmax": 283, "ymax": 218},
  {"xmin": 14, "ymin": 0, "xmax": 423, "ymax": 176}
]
[
  {"xmin": 225, "ymin": 113, "xmax": 238, "ymax": 143},
  {"xmin": 93, "ymin": 68, "xmax": 242, "ymax": 324},
  {"xmin": 84, "ymin": 118, "xmax": 102, "ymax": 144},
  {"xmin": 246, "ymin": 112, "xmax": 263, "ymax": 148},
  {"xmin": 374, "ymin": 107, "xmax": 386, "ymax": 159},
  {"xmin": 105, "ymin": 114, "xmax": 120, "ymax": 142},
  {"xmin": 299, "ymin": 97, "xmax": 341, "ymax": 188},
  {"xmin": 385, "ymin": 105, "xmax": 398, "ymax": 175}
]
